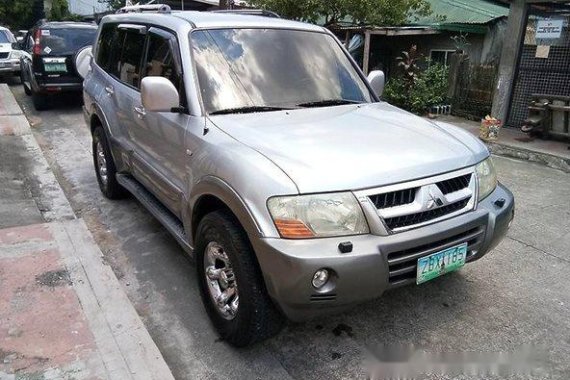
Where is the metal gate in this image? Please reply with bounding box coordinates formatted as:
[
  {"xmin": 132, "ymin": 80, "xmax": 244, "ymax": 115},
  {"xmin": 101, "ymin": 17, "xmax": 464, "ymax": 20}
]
[{"xmin": 507, "ymin": 5, "xmax": 570, "ymax": 127}]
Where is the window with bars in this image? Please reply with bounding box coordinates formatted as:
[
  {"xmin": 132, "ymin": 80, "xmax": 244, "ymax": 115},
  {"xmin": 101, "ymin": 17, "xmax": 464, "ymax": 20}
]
[{"xmin": 430, "ymin": 50, "xmax": 455, "ymax": 66}]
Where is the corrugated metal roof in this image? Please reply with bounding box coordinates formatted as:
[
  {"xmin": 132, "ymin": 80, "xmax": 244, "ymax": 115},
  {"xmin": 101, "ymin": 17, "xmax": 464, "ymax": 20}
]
[{"xmin": 413, "ymin": 0, "xmax": 508, "ymax": 26}]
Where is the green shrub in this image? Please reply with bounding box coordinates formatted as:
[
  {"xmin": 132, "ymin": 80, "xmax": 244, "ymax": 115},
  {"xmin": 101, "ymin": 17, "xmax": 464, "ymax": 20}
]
[{"xmin": 384, "ymin": 63, "xmax": 449, "ymax": 115}]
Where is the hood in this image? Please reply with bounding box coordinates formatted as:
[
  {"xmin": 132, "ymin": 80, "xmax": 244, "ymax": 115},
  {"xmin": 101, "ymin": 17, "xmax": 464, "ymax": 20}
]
[
  {"xmin": 0, "ymin": 43, "xmax": 11, "ymax": 53},
  {"xmin": 209, "ymin": 103, "xmax": 488, "ymax": 193}
]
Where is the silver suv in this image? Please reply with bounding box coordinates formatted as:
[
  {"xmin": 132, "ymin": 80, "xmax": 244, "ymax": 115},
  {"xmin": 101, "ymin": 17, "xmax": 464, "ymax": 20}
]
[{"xmin": 83, "ymin": 6, "xmax": 514, "ymax": 347}]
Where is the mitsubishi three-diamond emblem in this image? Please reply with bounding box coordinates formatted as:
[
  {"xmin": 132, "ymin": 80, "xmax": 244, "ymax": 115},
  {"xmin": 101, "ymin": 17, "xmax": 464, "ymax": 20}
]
[{"xmin": 425, "ymin": 185, "xmax": 445, "ymax": 210}]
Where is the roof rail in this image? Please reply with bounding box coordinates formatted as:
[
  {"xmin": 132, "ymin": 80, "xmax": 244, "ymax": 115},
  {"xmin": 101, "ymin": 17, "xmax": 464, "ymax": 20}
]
[
  {"xmin": 116, "ymin": 4, "xmax": 171, "ymax": 14},
  {"xmin": 211, "ymin": 9, "xmax": 280, "ymax": 18}
]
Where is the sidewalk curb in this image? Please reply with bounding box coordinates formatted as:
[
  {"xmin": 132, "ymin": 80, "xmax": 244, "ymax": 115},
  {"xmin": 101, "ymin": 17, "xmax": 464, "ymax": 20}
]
[
  {"xmin": 51, "ymin": 220, "xmax": 175, "ymax": 380},
  {"xmin": 487, "ymin": 141, "xmax": 570, "ymax": 173},
  {"xmin": 1, "ymin": 84, "xmax": 176, "ymax": 380},
  {"xmin": 428, "ymin": 114, "xmax": 570, "ymax": 174}
]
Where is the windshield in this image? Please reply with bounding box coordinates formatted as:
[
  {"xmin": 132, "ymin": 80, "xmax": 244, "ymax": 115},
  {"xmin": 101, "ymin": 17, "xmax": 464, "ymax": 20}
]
[
  {"xmin": 0, "ymin": 30, "xmax": 12, "ymax": 44},
  {"xmin": 40, "ymin": 27, "xmax": 97, "ymax": 55},
  {"xmin": 191, "ymin": 28, "xmax": 373, "ymax": 114}
]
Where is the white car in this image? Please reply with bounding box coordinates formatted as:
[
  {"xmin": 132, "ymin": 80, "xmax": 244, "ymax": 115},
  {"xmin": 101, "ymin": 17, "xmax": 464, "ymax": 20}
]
[{"xmin": 0, "ymin": 26, "xmax": 25, "ymax": 76}]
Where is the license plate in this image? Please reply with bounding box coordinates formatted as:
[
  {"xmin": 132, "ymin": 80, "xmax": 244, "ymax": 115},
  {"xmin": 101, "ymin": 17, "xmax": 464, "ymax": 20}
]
[
  {"xmin": 417, "ymin": 243, "xmax": 467, "ymax": 284},
  {"xmin": 44, "ymin": 63, "xmax": 67, "ymax": 72}
]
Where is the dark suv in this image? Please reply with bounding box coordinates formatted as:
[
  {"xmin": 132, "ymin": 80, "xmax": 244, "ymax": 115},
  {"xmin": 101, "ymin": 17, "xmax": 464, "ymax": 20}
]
[{"xmin": 20, "ymin": 21, "xmax": 97, "ymax": 110}]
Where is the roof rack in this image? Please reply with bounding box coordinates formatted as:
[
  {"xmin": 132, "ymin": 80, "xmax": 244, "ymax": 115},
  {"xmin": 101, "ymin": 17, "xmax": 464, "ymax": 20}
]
[
  {"xmin": 211, "ymin": 9, "xmax": 280, "ymax": 18},
  {"xmin": 116, "ymin": 4, "xmax": 171, "ymax": 14}
]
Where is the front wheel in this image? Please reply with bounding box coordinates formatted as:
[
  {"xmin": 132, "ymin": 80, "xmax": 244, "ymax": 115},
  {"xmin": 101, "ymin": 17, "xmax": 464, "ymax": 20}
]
[{"xmin": 196, "ymin": 210, "xmax": 285, "ymax": 347}]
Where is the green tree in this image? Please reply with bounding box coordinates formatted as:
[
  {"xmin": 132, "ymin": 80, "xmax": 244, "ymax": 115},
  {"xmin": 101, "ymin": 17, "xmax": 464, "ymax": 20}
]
[
  {"xmin": 0, "ymin": 0, "xmax": 36, "ymax": 29},
  {"xmin": 98, "ymin": 0, "xmax": 124, "ymax": 11},
  {"xmin": 49, "ymin": 0, "xmax": 71, "ymax": 20},
  {"xmin": 248, "ymin": 0, "xmax": 432, "ymax": 27}
]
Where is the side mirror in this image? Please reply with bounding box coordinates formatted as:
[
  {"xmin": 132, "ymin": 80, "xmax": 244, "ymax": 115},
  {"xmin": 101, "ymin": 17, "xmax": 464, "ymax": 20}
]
[
  {"xmin": 367, "ymin": 70, "xmax": 385, "ymax": 98},
  {"xmin": 141, "ymin": 76, "xmax": 179, "ymax": 113}
]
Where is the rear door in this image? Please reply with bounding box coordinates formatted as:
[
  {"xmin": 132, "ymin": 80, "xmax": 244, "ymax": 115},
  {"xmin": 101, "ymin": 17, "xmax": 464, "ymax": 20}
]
[{"xmin": 89, "ymin": 22, "xmax": 131, "ymax": 154}]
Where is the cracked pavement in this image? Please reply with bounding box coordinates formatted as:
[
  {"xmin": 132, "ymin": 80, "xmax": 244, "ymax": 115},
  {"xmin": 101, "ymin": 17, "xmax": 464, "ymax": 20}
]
[{"xmin": 7, "ymin": 80, "xmax": 570, "ymax": 380}]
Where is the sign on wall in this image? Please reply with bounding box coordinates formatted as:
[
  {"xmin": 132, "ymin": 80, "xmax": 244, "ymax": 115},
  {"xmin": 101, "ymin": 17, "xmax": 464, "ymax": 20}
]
[{"xmin": 536, "ymin": 19, "xmax": 564, "ymax": 39}]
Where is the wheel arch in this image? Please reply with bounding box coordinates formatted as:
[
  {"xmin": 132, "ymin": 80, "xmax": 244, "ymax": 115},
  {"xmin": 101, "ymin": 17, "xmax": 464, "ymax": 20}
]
[{"xmin": 186, "ymin": 176, "xmax": 265, "ymax": 249}]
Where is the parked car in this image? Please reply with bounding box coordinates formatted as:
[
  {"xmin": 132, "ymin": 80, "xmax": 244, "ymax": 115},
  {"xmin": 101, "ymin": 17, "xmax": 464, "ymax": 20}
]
[
  {"xmin": 0, "ymin": 26, "xmax": 24, "ymax": 77},
  {"xmin": 83, "ymin": 6, "xmax": 515, "ymax": 347},
  {"xmin": 20, "ymin": 21, "xmax": 97, "ymax": 110}
]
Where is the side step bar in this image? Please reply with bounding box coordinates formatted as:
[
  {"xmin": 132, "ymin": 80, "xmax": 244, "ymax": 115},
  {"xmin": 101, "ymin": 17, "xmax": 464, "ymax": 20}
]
[{"xmin": 116, "ymin": 174, "xmax": 193, "ymax": 255}]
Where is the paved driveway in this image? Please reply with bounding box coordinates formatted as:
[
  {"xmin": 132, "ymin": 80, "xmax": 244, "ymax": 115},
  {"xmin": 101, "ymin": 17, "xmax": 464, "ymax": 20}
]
[{"xmin": 8, "ymin": 81, "xmax": 570, "ymax": 380}]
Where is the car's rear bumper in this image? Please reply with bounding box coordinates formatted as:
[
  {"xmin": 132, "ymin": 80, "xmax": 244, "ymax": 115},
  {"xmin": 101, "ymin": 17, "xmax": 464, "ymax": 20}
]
[
  {"xmin": 0, "ymin": 59, "xmax": 20, "ymax": 74},
  {"xmin": 34, "ymin": 82, "xmax": 83, "ymax": 93},
  {"xmin": 252, "ymin": 183, "xmax": 514, "ymax": 321}
]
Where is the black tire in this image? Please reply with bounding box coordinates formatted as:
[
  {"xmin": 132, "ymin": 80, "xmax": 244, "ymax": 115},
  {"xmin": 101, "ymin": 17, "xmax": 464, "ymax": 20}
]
[
  {"xmin": 31, "ymin": 90, "xmax": 48, "ymax": 110},
  {"xmin": 22, "ymin": 75, "xmax": 31, "ymax": 95},
  {"xmin": 196, "ymin": 210, "xmax": 285, "ymax": 347},
  {"xmin": 92, "ymin": 126, "xmax": 128, "ymax": 199}
]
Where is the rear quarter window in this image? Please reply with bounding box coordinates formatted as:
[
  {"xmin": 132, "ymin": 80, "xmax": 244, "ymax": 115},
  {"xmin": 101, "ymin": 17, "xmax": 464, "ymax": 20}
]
[{"xmin": 95, "ymin": 23, "xmax": 118, "ymax": 71}]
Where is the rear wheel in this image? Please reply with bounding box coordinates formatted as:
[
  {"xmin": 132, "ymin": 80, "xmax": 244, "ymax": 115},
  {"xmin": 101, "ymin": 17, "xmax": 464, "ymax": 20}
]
[
  {"xmin": 196, "ymin": 210, "xmax": 285, "ymax": 347},
  {"xmin": 92, "ymin": 126, "xmax": 127, "ymax": 199},
  {"xmin": 31, "ymin": 90, "xmax": 48, "ymax": 110}
]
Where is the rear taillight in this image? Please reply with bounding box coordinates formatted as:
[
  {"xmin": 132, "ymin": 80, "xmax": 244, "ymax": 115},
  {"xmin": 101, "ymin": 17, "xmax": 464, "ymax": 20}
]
[{"xmin": 33, "ymin": 30, "xmax": 42, "ymax": 55}]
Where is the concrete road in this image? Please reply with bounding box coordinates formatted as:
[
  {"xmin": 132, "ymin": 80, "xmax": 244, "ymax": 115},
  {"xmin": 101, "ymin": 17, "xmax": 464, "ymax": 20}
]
[{"xmin": 7, "ymin": 80, "xmax": 570, "ymax": 380}]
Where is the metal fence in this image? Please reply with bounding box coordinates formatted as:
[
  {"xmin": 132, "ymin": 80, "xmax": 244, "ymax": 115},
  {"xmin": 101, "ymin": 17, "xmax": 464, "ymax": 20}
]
[{"xmin": 507, "ymin": 12, "xmax": 570, "ymax": 127}]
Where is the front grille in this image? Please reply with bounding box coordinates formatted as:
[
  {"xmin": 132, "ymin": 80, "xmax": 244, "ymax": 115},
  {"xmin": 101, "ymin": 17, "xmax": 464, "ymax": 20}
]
[
  {"xmin": 384, "ymin": 198, "xmax": 471, "ymax": 230},
  {"xmin": 369, "ymin": 187, "xmax": 418, "ymax": 209},
  {"xmin": 436, "ymin": 174, "xmax": 472, "ymax": 195},
  {"xmin": 0, "ymin": 52, "xmax": 9, "ymax": 59},
  {"xmin": 387, "ymin": 226, "xmax": 485, "ymax": 285}
]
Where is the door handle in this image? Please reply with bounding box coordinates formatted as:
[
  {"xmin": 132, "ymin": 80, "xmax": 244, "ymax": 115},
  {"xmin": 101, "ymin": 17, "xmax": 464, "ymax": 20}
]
[
  {"xmin": 105, "ymin": 86, "xmax": 114, "ymax": 96},
  {"xmin": 134, "ymin": 106, "xmax": 146, "ymax": 118}
]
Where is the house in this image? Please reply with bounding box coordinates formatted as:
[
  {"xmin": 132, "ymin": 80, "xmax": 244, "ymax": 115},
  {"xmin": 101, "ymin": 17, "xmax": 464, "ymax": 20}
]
[{"xmin": 332, "ymin": 0, "xmax": 509, "ymax": 77}]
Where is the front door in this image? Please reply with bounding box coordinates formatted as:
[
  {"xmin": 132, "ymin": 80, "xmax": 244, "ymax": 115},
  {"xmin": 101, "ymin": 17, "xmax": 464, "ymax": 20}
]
[{"xmin": 131, "ymin": 27, "xmax": 192, "ymax": 218}]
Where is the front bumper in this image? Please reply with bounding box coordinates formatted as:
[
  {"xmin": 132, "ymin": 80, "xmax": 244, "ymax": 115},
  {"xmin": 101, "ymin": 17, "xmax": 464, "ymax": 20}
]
[
  {"xmin": 0, "ymin": 59, "xmax": 20, "ymax": 74},
  {"xmin": 252, "ymin": 183, "xmax": 514, "ymax": 321}
]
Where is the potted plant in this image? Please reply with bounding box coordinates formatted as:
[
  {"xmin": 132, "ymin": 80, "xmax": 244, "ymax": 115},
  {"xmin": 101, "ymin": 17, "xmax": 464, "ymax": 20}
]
[{"xmin": 480, "ymin": 115, "xmax": 502, "ymax": 141}]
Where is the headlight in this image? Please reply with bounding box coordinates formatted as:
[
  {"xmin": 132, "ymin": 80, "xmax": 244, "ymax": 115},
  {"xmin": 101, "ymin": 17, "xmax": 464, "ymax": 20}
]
[
  {"xmin": 9, "ymin": 50, "xmax": 23, "ymax": 59},
  {"xmin": 476, "ymin": 157, "xmax": 498, "ymax": 201},
  {"xmin": 267, "ymin": 192, "xmax": 369, "ymax": 239}
]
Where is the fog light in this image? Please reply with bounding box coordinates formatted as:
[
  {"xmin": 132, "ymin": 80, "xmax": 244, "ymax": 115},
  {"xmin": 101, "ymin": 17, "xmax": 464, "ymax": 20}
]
[{"xmin": 312, "ymin": 269, "xmax": 329, "ymax": 289}]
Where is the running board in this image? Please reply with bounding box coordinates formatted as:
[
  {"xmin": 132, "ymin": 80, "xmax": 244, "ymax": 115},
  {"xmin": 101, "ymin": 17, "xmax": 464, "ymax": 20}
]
[{"xmin": 116, "ymin": 174, "xmax": 193, "ymax": 255}]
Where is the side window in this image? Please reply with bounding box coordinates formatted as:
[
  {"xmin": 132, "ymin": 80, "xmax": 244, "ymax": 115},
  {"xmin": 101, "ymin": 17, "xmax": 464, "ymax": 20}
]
[
  {"xmin": 95, "ymin": 23, "xmax": 117, "ymax": 71},
  {"xmin": 143, "ymin": 30, "xmax": 180, "ymax": 90},
  {"xmin": 107, "ymin": 29, "xmax": 125, "ymax": 79},
  {"xmin": 107, "ymin": 26, "xmax": 146, "ymax": 88},
  {"xmin": 118, "ymin": 29, "xmax": 146, "ymax": 88}
]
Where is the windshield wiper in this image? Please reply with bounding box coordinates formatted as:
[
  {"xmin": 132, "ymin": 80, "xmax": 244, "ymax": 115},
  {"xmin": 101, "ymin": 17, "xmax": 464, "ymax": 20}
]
[
  {"xmin": 209, "ymin": 106, "xmax": 291, "ymax": 115},
  {"xmin": 296, "ymin": 99, "xmax": 364, "ymax": 108}
]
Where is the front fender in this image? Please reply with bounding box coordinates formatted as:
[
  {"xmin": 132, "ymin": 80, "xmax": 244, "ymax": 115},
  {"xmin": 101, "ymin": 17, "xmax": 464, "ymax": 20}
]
[{"xmin": 184, "ymin": 175, "xmax": 276, "ymax": 247}]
